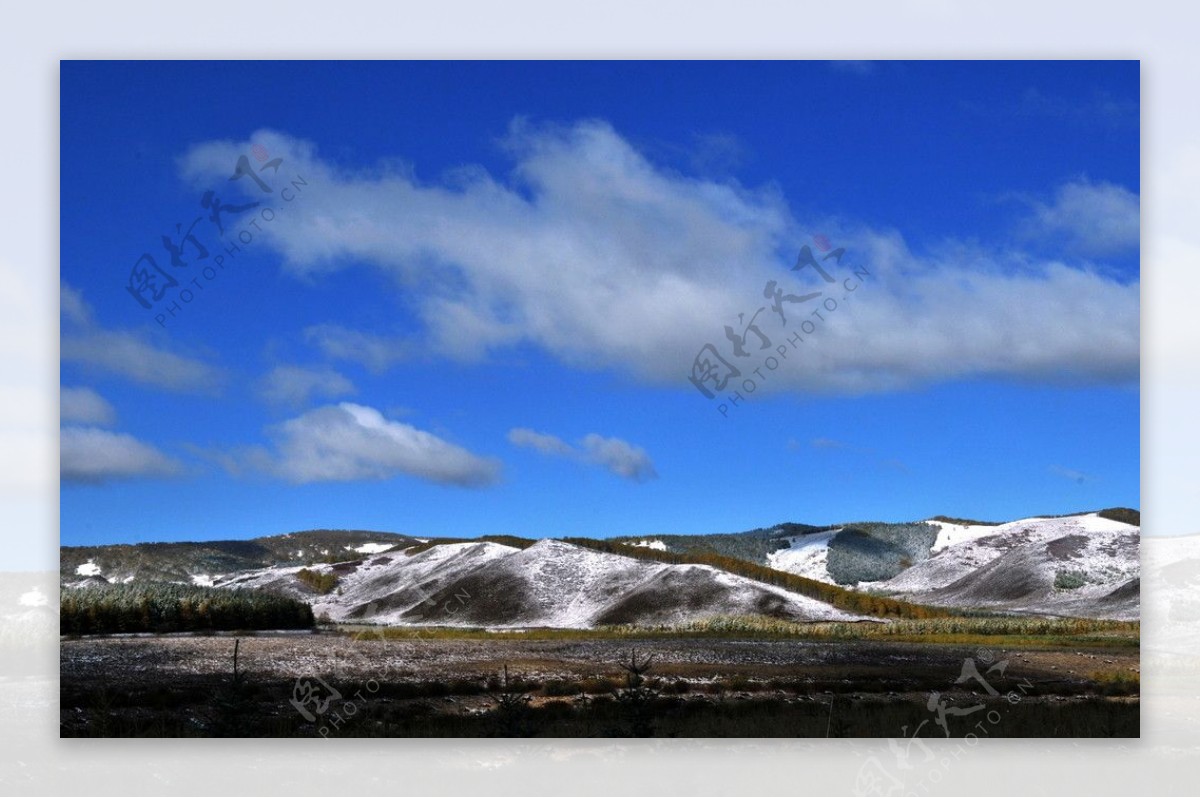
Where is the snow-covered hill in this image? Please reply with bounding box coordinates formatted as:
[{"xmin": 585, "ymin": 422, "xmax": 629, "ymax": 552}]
[
  {"xmin": 764, "ymin": 513, "xmax": 1139, "ymax": 619},
  {"xmin": 59, "ymin": 510, "xmax": 1139, "ymax": 626},
  {"xmin": 766, "ymin": 530, "xmax": 840, "ymax": 583},
  {"xmin": 59, "ymin": 529, "xmax": 416, "ymax": 586},
  {"xmin": 220, "ymin": 539, "xmax": 869, "ymax": 628}
]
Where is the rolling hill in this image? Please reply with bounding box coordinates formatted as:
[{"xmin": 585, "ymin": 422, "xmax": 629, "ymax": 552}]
[
  {"xmin": 60, "ymin": 529, "xmax": 417, "ymax": 586},
  {"xmin": 218, "ymin": 539, "xmax": 872, "ymax": 628},
  {"xmin": 59, "ymin": 509, "xmax": 1140, "ymax": 626}
]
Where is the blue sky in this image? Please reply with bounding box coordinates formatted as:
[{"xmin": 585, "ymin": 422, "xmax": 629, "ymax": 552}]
[{"xmin": 59, "ymin": 60, "xmax": 1139, "ymax": 546}]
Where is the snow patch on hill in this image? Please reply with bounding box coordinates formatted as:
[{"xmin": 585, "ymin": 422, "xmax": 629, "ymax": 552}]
[
  {"xmin": 628, "ymin": 539, "xmax": 667, "ymax": 551},
  {"xmin": 928, "ymin": 520, "xmax": 1002, "ymax": 552},
  {"xmin": 75, "ymin": 561, "xmax": 101, "ymax": 577},
  {"xmin": 348, "ymin": 542, "xmax": 395, "ymax": 554},
  {"xmin": 766, "ymin": 530, "xmax": 839, "ymax": 582}
]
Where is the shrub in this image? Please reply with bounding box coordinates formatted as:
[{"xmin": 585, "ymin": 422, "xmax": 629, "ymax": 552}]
[
  {"xmin": 542, "ymin": 679, "xmax": 581, "ymax": 697},
  {"xmin": 1097, "ymin": 508, "xmax": 1140, "ymax": 526},
  {"xmin": 580, "ymin": 676, "xmax": 619, "ymax": 694},
  {"xmin": 60, "ymin": 583, "xmax": 313, "ymax": 634},
  {"xmin": 1054, "ymin": 570, "xmax": 1088, "ymax": 590},
  {"xmin": 1089, "ymin": 670, "xmax": 1140, "ymax": 696},
  {"xmin": 296, "ymin": 568, "xmax": 338, "ymax": 594},
  {"xmin": 929, "ymin": 515, "xmax": 1001, "ymax": 526}
]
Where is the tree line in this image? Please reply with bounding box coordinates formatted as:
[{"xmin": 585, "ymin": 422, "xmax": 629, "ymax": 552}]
[
  {"xmin": 561, "ymin": 537, "xmax": 955, "ymax": 619},
  {"xmin": 60, "ymin": 583, "xmax": 314, "ymax": 634}
]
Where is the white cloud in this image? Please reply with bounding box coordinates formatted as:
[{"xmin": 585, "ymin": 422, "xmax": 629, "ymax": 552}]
[
  {"xmin": 61, "ymin": 426, "xmax": 183, "ymax": 484},
  {"xmin": 60, "ymin": 284, "xmax": 224, "ymax": 393},
  {"xmin": 256, "ymin": 364, "xmax": 355, "ymax": 407},
  {"xmin": 233, "ymin": 403, "xmax": 500, "ymax": 487},
  {"xmin": 506, "ymin": 427, "xmax": 575, "ymax": 457},
  {"xmin": 579, "ymin": 433, "xmax": 658, "ymax": 482},
  {"xmin": 60, "ymin": 284, "xmax": 91, "ymax": 326},
  {"xmin": 303, "ymin": 324, "xmax": 412, "ymax": 373},
  {"xmin": 60, "ymin": 386, "xmax": 116, "ymax": 426},
  {"xmin": 508, "ymin": 427, "xmax": 657, "ymax": 482},
  {"xmin": 1023, "ymin": 178, "xmax": 1140, "ymax": 256},
  {"xmin": 179, "ymin": 124, "xmax": 1138, "ymax": 396}
]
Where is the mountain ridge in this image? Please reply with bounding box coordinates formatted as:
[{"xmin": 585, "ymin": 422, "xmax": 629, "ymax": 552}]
[{"xmin": 60, "ymin": 508, "xmax": 1140, "ymax": 624}]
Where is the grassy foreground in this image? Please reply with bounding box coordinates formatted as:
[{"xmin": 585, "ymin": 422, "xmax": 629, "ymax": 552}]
[{"xmin": 341, "ymin": 614, "xmax": 1139, "ymax": 650}]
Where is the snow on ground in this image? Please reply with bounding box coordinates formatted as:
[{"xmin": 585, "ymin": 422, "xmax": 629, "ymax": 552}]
[
  {"xmin": 766, "ymin": 530, "xmax": 838, "ymax": 583},
  {"xmin": 766, "ymin": 514, "xmax": 1139, "ymax": 594},
  {"xmin": 507, "ymin": 540, "xmax": 657, "ymax": 627},
  {"xmin": 190, "ymin": 574, "xmax": 216, "ymax": 587},
  {"xmin": 628, "ymin": 539, "xmax": 667, "ymax": 551},
  {"xmin": 927, "ymin": 520, "xmax": 1003, "ymax": 552},
  {"xmin": 351, "ymin": 542, "xmax": 395, "ymax": 554},
  {"xmin": 878, "ymin": 513, "xmax": 1140, "ymax": 595},
  {"xmin": 74, "ymin": 561, "xmax": 101, "ymax": 577},
  {"xmin": 220, "ymin": 538, "xmax": 868, "ymax": 628},
  {"xmin": 310, "ymin": 541, "xmax": 519, "ymax": 623},
  {"xmin": 482, "ymin": 540, "xmax": 868, "ymax": 628}
]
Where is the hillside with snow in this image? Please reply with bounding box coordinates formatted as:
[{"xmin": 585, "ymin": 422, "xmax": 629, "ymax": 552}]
[
  {"xmin": 59, "ymin": 509, "xmax": 1139, "ymax": 626},
  {"xmin": 219, "ymin": 539, "xmax": 869, "ymax": 628},
  {"xmin": 763, "ymin": 513, "xmax": 1139, "ymax": 619},
  {"xmin": 60, "ymin": 529, "xmax": 417, "ymax": 587}
]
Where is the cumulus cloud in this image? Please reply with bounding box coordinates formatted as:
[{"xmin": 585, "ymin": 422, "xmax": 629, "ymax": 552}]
[
  {"xmin": 508, "ymin": 427, "xmax": 657, "ymax": 482},
  {"xmin": 579, "ymin": 434, "xmax": 658, "ymax": 482},
  {"xmin": 60, "ymin": 386, "xmax": 116, "ymax": 426},
  {"xmin": 506, "ymin": 427, "xmax": 575, "ymax": 457},
  {"xmin": 302, "ymin": 324, "xmax": 415, "ymax": 374},
  {"xmin": 256, "ymin": 364, "xmax": 355, "ymax": 408},
  {"xmin": 231, "ymin": 403, "xmax": 500, "ymax": 487},
  {"xmin": 303, "ymin": 324, "xmax": 413, "ymax": 373},
  {"xmin": 60, "ymin": 284, "xmax": 224, "ymax": 393},
  {"xmin": 178, "ymin": 124, "xmax": 1138, "ymax": 396},
  {"xmin": 1022, "ymin": 177, "xmax": 1139, "ymax": 256},
  {"xmin": 61, "ymin": 426, "xmax": 183, "ymax": 484}
]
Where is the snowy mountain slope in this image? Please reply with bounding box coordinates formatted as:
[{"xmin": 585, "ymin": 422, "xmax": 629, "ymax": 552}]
[
  {"xmin": 765, "ymin": 530, "xmax": 839, "ymax": 583},
  {"xmin": 220, "ymin": 539, "xmax": 869, "ymax": 628},
  {"xmin": 59, "ymin": 510, "xmax": 1139, "ymax": 625},
  {"xmin": 928, "ymin": 519, "xmax": 1005, "ymax": 552},
  {"xmin": 757, "ymin": 513, "xmax": 1139, "ymax": 619},
  {"xmin": 910, "ymin": 527, "xmax": 1138, "ymax": 619},
  {"xmin": 867, "ymin": 514, "xmax": 1139, "ymax": 619},
  {"xmin": 874, "ymin": 514, "xmax": 1136, "ymax": 590},
  {"xmin": 59, "ymin": 529, "xmax": 418, "ymax": 586}
]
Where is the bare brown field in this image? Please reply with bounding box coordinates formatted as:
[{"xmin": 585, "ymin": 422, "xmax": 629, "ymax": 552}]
[{"xmin": 60, "ymin": 632, "xmax": 1138, "ymax": 738}]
